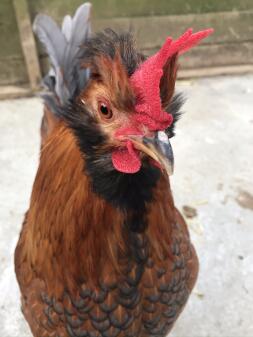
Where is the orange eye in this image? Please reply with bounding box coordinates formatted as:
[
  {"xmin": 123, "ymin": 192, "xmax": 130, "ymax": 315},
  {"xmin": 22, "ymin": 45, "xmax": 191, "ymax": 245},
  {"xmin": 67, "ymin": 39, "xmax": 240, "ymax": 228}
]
[{"xmin": 98, "ymin": 101, "xmax": 113, "ymax": 119}]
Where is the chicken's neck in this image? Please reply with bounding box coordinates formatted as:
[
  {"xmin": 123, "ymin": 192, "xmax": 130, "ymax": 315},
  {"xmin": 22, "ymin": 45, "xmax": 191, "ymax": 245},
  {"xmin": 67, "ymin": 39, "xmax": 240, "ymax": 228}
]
[{"xmin": 24, "ymin": 124, "xmax": 175, "ymax": 295}]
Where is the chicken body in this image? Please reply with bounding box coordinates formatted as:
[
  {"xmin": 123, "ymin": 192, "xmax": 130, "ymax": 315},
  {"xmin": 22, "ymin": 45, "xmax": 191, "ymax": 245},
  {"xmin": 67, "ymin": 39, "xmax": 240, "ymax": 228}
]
[
  {"xmin": 15, "ymin": 122, "xmax": 198, "ymax": 337},
  {"xmin": 14, "ymin": 10, "xmax": 206, "ymax": 335}
]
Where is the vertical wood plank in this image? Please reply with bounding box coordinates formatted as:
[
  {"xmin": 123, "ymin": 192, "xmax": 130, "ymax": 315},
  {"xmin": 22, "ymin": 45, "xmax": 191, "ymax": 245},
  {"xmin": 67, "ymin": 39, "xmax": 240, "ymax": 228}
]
[{"xmin": 13, "ymin": 0, "xmax": 41, "ymax": 91}]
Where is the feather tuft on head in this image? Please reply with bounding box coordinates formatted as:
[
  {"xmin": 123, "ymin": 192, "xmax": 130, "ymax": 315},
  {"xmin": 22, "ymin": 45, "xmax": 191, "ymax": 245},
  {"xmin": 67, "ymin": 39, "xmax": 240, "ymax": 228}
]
[{"xmin": 33, "ymin": 3, "xmax": 92, "ymax": 114}]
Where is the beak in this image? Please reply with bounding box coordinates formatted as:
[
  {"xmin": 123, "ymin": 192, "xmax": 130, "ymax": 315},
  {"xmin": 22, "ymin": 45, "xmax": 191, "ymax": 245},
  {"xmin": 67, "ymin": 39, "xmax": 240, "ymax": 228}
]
[{"xmin": 129, "ymin": 131, "xmax": 174, "ymax": 175}]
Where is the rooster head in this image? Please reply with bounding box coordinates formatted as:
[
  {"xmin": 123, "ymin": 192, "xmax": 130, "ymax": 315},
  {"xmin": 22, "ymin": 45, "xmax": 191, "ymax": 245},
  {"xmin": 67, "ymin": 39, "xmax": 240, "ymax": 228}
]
[
  {"xmin": 61, "ymin": 28, "xmax": 213, "ymax": 208},
  {"xmin": 69, "ymin": 28, "xmax": 213, "ymax": 171},
  {"xmin": 34, "ymin": 4, "xmax": 213, "ymax": 210}
]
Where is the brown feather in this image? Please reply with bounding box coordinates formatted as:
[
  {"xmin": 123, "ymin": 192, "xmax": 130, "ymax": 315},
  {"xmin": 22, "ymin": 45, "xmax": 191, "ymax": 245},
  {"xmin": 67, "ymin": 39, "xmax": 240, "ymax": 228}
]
[{"xmin": 40, "ymin": 105, "xmax": 60, "ymax": 147}]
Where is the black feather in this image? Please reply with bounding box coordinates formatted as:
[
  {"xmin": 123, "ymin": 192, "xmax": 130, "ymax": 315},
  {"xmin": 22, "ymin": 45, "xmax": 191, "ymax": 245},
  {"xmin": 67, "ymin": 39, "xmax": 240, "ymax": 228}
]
[
  {"xmin": 165, "ymin": 93, "xmax": 185, "ymax": 138},
  {"xmin": 63, "ymin": 100, "xmax": 160, "ymax": 219},
  {"xmin": 81, "ymin": 29, "xmax": 144, "ymax": 77}
]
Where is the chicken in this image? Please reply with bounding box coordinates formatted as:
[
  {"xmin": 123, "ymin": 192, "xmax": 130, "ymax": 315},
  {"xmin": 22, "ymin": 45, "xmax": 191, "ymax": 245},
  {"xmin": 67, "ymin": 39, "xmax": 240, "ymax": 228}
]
[{"xmin": 15, "ymin": 3, "xmax": 213, "ymax": 337}]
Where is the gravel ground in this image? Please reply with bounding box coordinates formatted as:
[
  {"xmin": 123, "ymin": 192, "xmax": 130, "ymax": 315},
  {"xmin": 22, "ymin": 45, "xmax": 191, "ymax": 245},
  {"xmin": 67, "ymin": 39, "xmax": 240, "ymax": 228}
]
[{"xmin": 0, "ymin": 75, "xmax": 253, "ymax": 337}]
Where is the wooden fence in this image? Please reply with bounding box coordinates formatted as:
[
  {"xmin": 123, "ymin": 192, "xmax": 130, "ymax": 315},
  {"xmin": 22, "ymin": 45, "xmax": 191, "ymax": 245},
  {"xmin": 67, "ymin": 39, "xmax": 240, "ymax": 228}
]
[{"xmin": 1, "ymin": 0, "xmax": 253, "ymax": 97}]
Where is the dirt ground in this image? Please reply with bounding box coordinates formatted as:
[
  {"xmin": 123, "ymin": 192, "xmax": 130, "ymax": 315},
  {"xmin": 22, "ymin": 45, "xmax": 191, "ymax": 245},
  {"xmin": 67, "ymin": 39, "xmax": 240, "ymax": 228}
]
[{"xmin": 0, "ymin": 75, "xmax": 252, "ymax": 337}]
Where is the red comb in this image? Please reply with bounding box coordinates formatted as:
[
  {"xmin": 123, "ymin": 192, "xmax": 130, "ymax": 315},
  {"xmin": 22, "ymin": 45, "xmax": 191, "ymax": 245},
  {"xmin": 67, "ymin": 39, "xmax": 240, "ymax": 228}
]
[
  {"xmin": 112, "ymin": 28, "xmax": 213, "ymax": 173},
  {"xmin": 130, "ymin": 28, "xmax": 214, "ymax": 131}
]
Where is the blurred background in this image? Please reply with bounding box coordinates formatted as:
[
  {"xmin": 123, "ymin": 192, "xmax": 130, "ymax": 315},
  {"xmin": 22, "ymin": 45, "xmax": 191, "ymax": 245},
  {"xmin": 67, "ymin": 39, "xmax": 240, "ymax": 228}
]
[
  {"xmin": 0, "ymin": 0, "xmax": 253, "ymax": 336},
  {"xmin": 1, "ymin": 0, "xmax": 253, "ymax": 95}
]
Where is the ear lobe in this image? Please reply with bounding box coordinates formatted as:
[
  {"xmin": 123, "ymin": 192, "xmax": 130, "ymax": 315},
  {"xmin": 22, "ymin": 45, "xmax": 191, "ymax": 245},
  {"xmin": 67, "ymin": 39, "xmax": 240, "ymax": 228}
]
[{"xmin": 159, "ymin": 53, "xmax": 178, "ymax": 109}]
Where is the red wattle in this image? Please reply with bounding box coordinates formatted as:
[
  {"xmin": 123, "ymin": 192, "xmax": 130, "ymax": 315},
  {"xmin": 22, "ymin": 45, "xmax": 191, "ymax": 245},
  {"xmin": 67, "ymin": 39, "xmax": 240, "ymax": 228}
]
[{"xmin": 112, "ymin": 141, "xmax": 141, "ymax": 173}]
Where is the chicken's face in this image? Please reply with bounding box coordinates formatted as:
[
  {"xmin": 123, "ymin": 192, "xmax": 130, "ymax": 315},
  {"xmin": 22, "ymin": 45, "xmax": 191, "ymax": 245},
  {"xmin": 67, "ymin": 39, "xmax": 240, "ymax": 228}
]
[
  {"xmin": 63, "ymin": 30, "xmax": 184, "ymax": 210},
  {"xmin": 77, "ymin": 67, "xmax": 175, "ymax": 176},
  {"xmin": 65, "ymin": 28, "xmax": 212, "ymax": 210},
  {"xmin": 71, "ymin": 27, "xmax": 213, "ymax": 181},
  {"xmin": 65, "ymin": 27, "xmax": 213, "ymax": 210}
]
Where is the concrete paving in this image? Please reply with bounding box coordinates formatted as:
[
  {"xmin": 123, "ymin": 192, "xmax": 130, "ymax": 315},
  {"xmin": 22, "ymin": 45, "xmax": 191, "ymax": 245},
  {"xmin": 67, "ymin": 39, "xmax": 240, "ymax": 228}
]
[{"xmin": 0, "ymin": 75, "xmax": 252, "ymax": 337}]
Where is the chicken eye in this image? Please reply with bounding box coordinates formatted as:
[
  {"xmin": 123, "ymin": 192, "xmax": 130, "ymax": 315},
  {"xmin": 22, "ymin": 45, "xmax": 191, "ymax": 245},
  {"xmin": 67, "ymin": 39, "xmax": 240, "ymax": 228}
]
[{"xmin": 98, "ymin": 101, "xmax": 113, "ymax": 119}]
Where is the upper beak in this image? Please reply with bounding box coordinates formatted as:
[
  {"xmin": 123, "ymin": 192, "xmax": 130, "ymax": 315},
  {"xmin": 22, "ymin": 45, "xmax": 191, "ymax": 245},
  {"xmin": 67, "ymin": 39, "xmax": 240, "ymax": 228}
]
[{"xmin": 129, "ymin": 131, "xmax": 174, "ymax": 175}]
